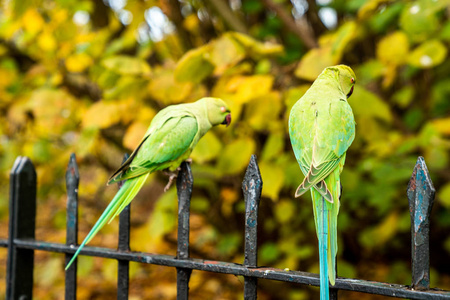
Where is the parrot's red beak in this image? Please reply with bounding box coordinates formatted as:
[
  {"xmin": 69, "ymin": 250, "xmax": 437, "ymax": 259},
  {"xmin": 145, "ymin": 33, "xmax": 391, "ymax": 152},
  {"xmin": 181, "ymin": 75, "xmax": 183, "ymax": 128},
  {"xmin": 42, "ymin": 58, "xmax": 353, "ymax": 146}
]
[
  {"xmin": 222, "ymin": 113, "xmax": 231, "ymax": 127},
  {"xmin": 347, "ymin": 86, "xmax": 354, "ymax": 98}
]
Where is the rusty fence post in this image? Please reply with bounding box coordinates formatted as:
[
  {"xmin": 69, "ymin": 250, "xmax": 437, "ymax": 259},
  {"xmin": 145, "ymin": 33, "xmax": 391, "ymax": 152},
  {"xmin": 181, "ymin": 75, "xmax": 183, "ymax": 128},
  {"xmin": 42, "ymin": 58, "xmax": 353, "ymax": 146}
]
[
  {"xmin": 65, "ymin": 154, "xmax": 79, "ymax": 300},
  {"xmin": 242, "ymin": 155, "xmax": 263, "ymax": 300},
  {"xmin": 118, "ymin": 154, "xmax": 131, "ymax": 300},
  {"xmin": 6, "ymin": 157, "xmax": 36, "ymax": 300},
  {"xmin": 407, "ymin": 156, "xmax": 435, "ymax": 290},
  {"xmin": 176, "ymin": 161, "xmax": 194, "ymax": 300}
]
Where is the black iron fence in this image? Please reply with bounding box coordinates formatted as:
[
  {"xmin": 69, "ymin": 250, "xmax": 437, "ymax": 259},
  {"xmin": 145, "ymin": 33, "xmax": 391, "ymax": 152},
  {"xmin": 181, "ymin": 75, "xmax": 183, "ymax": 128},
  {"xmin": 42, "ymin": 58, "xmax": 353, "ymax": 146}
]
[{"xmin": 1, "ymin": 154, "xmax": 450, "ymax": 299}]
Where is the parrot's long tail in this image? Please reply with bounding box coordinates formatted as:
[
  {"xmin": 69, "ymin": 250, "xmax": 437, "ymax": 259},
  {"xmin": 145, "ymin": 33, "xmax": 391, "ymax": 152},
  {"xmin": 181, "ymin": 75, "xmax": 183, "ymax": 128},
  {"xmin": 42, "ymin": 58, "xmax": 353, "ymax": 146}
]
[
  {"xmin": 312, "ymin": 171, "xmax": 339, "ymax": 300},
  {"xmin": 318, "ymin": 196, "xmax": 330, "ymax": 300},
  {"xmin": 65, "ymin": 173, "xmax": 149, "ymax": 270}
]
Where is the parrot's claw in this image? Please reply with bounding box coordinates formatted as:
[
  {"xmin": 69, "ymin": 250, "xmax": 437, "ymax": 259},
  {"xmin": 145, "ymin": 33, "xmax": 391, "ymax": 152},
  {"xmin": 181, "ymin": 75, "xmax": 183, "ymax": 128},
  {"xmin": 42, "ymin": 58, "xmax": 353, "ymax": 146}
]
[
  {"xmin": 185, "ymin": 158, "xmax": 192, "ymax": 164},
  {"xmin": 163, "ymin": 170, "xmax": 179, "ymax": 192}
]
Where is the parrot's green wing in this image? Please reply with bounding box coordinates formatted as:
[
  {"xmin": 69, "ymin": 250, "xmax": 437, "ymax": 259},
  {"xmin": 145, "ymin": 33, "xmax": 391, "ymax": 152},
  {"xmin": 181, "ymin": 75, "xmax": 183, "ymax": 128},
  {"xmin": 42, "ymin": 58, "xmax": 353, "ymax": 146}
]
[
  {"xmin": 109, "ymin": 115, "xmax": 198, "ymax": 184},
  {"xmin": 290, "ymin": 95, "xmax": 355, "ymax": 202}
]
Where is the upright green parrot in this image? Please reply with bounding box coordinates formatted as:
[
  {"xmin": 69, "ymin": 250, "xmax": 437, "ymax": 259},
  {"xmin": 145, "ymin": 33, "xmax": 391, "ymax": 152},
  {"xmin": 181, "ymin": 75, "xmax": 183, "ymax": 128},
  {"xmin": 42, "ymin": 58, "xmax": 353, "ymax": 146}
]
[
  {"xmin": 66, "ymin": 97, "xmax": 231, "ymax": 270},
  {"xmin": 288, "ymin": 65, "xmax": 356, "ymax": 300}
]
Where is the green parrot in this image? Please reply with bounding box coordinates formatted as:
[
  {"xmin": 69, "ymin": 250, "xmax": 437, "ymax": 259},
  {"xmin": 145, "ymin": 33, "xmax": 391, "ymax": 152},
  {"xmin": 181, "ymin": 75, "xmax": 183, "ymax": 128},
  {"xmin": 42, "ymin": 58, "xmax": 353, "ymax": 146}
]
[
  {"xmin": 66, "ymin": 97, "xmax": 231, "ymax": 270},
  {"xmin": 288, "ymin": 65, "xmax": 356, "ymax": 300}
]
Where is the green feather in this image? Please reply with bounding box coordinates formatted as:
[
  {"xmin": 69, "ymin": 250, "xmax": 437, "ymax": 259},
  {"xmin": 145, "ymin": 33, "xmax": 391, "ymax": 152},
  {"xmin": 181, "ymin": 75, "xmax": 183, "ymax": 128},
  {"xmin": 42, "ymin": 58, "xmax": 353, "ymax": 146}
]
[
  {"xmin": 65, "ymin": 97, "xmax": 231, "ymax": 270},
  {"xmin": 289, "ymin": 65, "xmax": 356, "ymax": 299}
]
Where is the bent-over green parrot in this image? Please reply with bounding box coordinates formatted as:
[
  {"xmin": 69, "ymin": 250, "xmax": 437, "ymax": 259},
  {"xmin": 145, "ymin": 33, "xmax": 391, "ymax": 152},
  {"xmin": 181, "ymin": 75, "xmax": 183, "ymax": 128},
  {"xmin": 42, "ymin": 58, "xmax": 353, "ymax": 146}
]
[
  {"xmin": 288, "ymin": 65, "xmax": 356, "ymax": 300},
  {"xmin": 66, "ymin": 97, "xmax": 231, "ymax": 270}
]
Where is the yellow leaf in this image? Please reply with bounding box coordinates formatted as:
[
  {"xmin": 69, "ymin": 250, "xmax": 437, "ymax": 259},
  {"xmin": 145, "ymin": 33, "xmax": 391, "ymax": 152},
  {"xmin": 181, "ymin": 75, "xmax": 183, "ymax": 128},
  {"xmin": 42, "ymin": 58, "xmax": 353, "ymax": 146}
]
[
  {"xmin": 229, "ymin": 32, "xmax": 283, "ymax": 57},
  {"xmin": 376, "ymin": 31, "xmax": 409, "ymax": 66},
  {"xmin": 357, "ymin": 0, "xmax": 395, "ymax": 20},
  {"xmin": 37, "ymin": 31, "xmax": 57, "ymax": 52},
  {"xmin": 360, "ymin": 212, "xmax": 399, "ymax": 248},
  {"xmin": 259, "ymin": 161, "xmax": 285, "ymax": 201},
  {"xmin": 408, "ymin": 39, "xmax": 448, "ymax": 69},
  {"xmin": 210, "ymin": 34, "xmax": 246, "ymax": 75},
  {"xmin": 27, "ymin": 89, "xmax": 77, "ymax": 134},
  {"xmin": 245, "ymin": 92, "xmax": 282, "ymax": 132},
  {"xmin": 174, "ymin": 46, "xmax": 214, "ymax": 83},
  {"xmin": 431, "ymin": 118, "xmax": 450, "ymax": 135},
  {"xmin": 22, "ymin": 9, "xmax": 44, "ymax": 35},
  {"xmin": 295, "ymin": 46, "xmax": 334, "ymax": 81},
  {"xmin": 225, "ymin": 75, "xmax": 274, "ymax": 104},
  {"xmin": 102, "ymin": 55, "xmax": 151, "ymax": 75},
  {"xmin": 295, "ymin": 22, "xmax": 357, "ymax": 81},
  {"xmin": 438, "ymin": 183, "xmax": 450, "ymax": 208},
  {"xmin": 123, "ymin": 122, "xmax": 148, "ymax": 150},
  {"xmin": 148, "ymin": 67, "xmax": 193, "ymax": 104},
  {"xmin": 82, "ymin": 101, "xmax": 123, "ymax": 129},
  {"xmin": 66, "ymin": 53, "xmax": 93, "ymax": 73}
]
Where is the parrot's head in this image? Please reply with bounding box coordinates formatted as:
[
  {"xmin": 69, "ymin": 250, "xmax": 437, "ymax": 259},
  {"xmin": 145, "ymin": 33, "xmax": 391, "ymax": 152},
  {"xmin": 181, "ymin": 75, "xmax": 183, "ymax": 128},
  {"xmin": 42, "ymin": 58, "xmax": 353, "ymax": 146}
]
[
  {"xmin": 335, "ymin": 65, "xmax": 356, "ymax": 99},
  {"xmin": 202, "ymin": 97, "xmax": 232, "ymax": 127}
]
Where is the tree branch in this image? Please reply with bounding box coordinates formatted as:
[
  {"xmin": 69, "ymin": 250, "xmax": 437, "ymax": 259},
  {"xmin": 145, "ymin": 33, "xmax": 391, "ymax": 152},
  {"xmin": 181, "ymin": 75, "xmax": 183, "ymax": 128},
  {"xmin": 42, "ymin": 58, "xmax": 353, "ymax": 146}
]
[
  {"xmin": 304, "ymin": 0, "xmax": 328, "ymax": 36},
  {"xmin": 164, "ymin": 0, "xmax": 193, "ymax": 50},
  {"xmin": 261, "ymin": 0, "xmax": 317, "ymax": 49},
  {"xmin": 204, "ymin": 0, "xmax": 248, "ymax": 34}
]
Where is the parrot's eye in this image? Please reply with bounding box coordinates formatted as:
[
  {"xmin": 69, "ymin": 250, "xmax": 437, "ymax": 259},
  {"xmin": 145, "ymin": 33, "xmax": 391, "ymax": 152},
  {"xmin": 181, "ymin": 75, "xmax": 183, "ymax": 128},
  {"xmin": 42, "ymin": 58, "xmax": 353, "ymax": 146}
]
[
  {"xmin": 350, "ymin": 78, "xmax": 355, "ymax": 83},
  {"xmin": 220, "ymin": 106, "xmax": 226, "ymax": 113}
]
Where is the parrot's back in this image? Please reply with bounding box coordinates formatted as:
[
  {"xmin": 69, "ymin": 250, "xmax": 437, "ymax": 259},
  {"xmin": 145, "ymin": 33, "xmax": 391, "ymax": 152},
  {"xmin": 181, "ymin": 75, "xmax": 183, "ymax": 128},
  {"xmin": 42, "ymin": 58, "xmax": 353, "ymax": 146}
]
[{"xmin": 288, "ymin": 65, "xmax": 356, "ymax": 300}]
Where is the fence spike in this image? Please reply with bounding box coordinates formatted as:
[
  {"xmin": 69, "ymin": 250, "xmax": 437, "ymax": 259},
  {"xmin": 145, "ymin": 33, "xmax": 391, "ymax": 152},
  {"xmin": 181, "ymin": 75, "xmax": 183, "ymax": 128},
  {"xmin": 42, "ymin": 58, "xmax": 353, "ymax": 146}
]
[
  {"xmin": 65, "ymin": 153, "xmax": 80, "ymax": 300},
  {"xmin": 176, "ymin": 161, "xmax": 194, "ymax": 300},
  {"xmin": 242, "ymin": 155, "xmax": 263, "ymax": 300},
  {"xmin": 6, "ymin": 156, "xmax": 36, "ymax": 300},
  {"xmin": 407, "ymin": 156, "xmax": 435, "ymax": 290},
  {"xmin": 118, "ymin": 153, "xmax": 131, "ymax": 300}
]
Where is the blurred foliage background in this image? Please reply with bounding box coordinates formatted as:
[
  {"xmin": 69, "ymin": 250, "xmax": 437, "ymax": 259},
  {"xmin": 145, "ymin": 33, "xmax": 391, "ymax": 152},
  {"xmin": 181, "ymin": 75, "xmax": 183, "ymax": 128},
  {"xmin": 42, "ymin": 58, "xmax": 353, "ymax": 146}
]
[{"xmin": 0, "ymin": 0, "xmax": 450, "ymax": 299}]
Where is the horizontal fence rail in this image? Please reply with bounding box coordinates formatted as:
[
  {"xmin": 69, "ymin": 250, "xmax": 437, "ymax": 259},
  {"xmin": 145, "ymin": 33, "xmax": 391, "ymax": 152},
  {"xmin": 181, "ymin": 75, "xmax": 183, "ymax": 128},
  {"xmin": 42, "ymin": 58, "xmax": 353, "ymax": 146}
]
[{"xmin": 1, "ymin": 154, "xmax": 449, "ymax": 300}]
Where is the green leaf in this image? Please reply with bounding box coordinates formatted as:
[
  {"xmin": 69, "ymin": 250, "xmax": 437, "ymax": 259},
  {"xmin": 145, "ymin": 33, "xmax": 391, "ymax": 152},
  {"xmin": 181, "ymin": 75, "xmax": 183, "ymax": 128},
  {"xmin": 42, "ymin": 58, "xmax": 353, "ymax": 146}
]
[
  {"xmin": 217, "ymin": 138, "xmax": 256, "ymax": 175},
  {"xmin": 274, "ymin": 200, "xmax": 295, "ymax": 223},
  {"xmin": 174, "ymin": 46, "xmax": 215, "ymax": 83},
  {"xmin": 259, "ymin": 243, "xmax": 280, "ymax": 264},
  {"xmin": 261, "ymin": 132, "xmax": 285, "ymax": 161},
  {"xmin": 190, "ymin": 131, "xmax": 223, "ymax": 164},
  {"xmin": 348, "ymin": 86, "xmax": 392, "ymax": 123},
  {"xmin": 392, "ymin": 85, "xmax": 414, "ymax": 108}
]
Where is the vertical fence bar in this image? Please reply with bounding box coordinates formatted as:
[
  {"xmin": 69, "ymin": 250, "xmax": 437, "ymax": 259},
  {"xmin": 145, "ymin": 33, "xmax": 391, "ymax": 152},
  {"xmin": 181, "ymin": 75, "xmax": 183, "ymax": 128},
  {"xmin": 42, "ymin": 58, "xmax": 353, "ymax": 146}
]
[
  {"xmin": 6, "ymin": 157, "xmax": 36, "ymax": 300},
  {"xmin": 118, "ymin": 154, "xmax": 131, "ymax": 300},
  {"xmin": 407, "ymin": 156, "xmax": 435, "ymax": 290},
  {"xmin": 65, "ymin": 154, "xmax": 79, "ymax": 300},
  {"xmin": 242, "ymin": 155, "xmax": 263, "ymax": 300},
  {"xmin": 176, "ymin": 161, "xmax": 193, "ymax": 300}
]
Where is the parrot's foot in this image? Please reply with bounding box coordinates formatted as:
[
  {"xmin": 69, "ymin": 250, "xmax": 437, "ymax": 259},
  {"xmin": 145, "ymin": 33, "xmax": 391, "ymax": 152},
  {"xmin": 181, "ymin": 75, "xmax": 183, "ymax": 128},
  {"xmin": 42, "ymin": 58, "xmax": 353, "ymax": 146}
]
[
  {"xmin": 185, "ymin": 158, "xmax": 192, "ymax": 164},
  {"xmin": 163, "ymin": 169, "xmax": 181, "ymax": 192}
]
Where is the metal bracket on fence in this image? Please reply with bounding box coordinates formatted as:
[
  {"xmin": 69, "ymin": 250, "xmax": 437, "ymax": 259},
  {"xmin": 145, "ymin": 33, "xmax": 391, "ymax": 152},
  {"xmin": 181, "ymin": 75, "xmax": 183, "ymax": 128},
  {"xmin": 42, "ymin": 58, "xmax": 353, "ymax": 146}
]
[{"xmin": 407, "ymin": 156, "xmax": 435, "ymax": 290}]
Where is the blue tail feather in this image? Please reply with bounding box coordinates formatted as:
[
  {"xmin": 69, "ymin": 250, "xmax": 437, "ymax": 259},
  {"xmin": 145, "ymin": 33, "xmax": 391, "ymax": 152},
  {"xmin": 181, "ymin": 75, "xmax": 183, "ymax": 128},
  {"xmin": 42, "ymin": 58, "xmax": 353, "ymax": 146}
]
[{"xmin": 318, "ymin": 196, "xmax": 329, "ymax": 300}]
